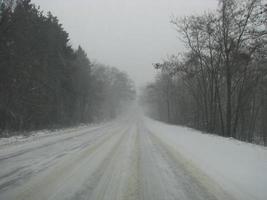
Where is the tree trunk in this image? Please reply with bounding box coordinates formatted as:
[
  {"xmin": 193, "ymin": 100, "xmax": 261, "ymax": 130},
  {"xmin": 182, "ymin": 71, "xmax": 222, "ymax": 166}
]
[{"xmin": 226, "ymin": 57, "xmax": 232, "ymax": 137}]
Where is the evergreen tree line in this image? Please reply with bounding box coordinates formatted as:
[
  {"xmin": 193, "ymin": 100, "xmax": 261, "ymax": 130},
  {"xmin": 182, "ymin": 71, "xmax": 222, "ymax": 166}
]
[
  {"xmin": 141, "ymin": 0, "xmax": 267, "ymax": 145},
  {"xmin": 0, "ymin": 0, "xmax": 135, "ymax": 135}
]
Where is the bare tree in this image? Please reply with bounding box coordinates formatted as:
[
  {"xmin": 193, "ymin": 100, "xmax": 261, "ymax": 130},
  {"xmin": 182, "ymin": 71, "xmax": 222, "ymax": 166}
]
[{"xmin": 143, "ymin": 0, "xmax": 267, "ymax": 145}]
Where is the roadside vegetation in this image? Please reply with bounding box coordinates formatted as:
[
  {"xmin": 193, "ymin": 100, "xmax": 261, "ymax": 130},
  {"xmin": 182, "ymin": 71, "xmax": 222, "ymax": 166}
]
[
  {"xmin": 141, "ymin": 0, "xmax": 267, "ymax": 145},
  {"xmin": 0, "ymin": 0, "xmax": 135, "ymax": 135}
]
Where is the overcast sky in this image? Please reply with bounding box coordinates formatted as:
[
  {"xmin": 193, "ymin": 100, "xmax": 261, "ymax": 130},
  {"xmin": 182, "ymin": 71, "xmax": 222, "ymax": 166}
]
[{"xmin": 32, "ymin": 0, "xmax": 217, "ymax": 87}]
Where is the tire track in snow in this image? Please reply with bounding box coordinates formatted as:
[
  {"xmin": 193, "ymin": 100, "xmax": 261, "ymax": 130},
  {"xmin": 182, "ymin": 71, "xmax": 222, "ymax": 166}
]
[
  {"xmin": 0, "ymin": 122, "xmax": 116, "ymax": 161},
  {"xmin": 1, "ymin": 124, "xmax": 128, "ymax": 200},
  {"xmin": 0, "ymin": 122, "xmax": 124, "ymax": 193},
  {"xmin": 122, "ymin": 123, "xmax": 142, "ymax": 200},
  {"xmin": 69, "ymin": 125, "xmax": 131, "ymax": 200},
  {"xmin": 81, "ymin": 123, "xmax": 138, "ymax": 200}
]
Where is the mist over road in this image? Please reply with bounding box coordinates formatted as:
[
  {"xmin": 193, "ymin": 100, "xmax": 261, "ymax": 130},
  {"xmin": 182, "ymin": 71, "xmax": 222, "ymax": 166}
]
[{"xmin": 0, "ymin": 113, "xmax": 239, "ymax": 200}]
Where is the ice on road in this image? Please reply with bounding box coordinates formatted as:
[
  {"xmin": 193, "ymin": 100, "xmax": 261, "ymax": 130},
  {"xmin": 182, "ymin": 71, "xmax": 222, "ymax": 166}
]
[{"xmin": 0, "ymin": 114, "xmax": 265, "ymax": 200}]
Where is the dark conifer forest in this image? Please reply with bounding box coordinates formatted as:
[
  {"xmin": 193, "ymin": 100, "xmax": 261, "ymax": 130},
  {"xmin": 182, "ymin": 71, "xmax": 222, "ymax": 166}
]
[{"xmin": 0, "ymin": 0, "xmax": 135, "ymax": 135}]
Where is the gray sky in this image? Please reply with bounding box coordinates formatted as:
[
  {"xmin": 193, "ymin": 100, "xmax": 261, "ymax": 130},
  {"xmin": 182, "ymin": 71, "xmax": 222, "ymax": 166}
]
[{"xmin": 32, "ymin": 0, "xmax": 217, "ymax": 87}]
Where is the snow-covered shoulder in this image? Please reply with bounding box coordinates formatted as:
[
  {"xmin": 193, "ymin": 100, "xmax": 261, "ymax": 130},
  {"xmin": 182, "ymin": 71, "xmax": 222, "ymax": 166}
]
[{"xmin": 144, "ymin": 117, "xmax": 267, "ymax": 200}]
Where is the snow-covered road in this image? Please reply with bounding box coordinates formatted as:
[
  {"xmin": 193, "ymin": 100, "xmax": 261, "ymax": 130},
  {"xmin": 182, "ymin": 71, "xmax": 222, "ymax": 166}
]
[{"xmin": 0, "ymin": 114, "xmax": 266, "ymax": 200}]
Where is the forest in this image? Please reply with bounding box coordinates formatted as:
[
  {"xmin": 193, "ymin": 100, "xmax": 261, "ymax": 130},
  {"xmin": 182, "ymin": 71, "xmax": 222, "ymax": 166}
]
[
  {"xmin": 0, "ymin": 0, "xmax": 135, "ymax": 135},
  {"xmin": 141, "ymin": 0, "xmax": 267, "ymax": 145}
]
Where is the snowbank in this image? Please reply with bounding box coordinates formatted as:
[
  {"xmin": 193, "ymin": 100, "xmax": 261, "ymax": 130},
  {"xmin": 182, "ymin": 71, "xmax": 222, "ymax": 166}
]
[
  {"xmin": 0, "ymin": 124, "xmax": 100, "ymax": 147},
  {"xmin": 145, "ymin": 117, "xmax": 267, "ymax": 200}
]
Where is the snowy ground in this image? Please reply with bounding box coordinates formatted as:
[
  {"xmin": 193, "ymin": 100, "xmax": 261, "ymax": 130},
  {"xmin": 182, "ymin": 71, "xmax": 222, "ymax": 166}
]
[
  {"xmin": 0, "ymin": 113, "xmax": 266, "ymax": 200},
  {"xmin": 145, "ymin": 118, "xmax": 267, "ymax": 200}
]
